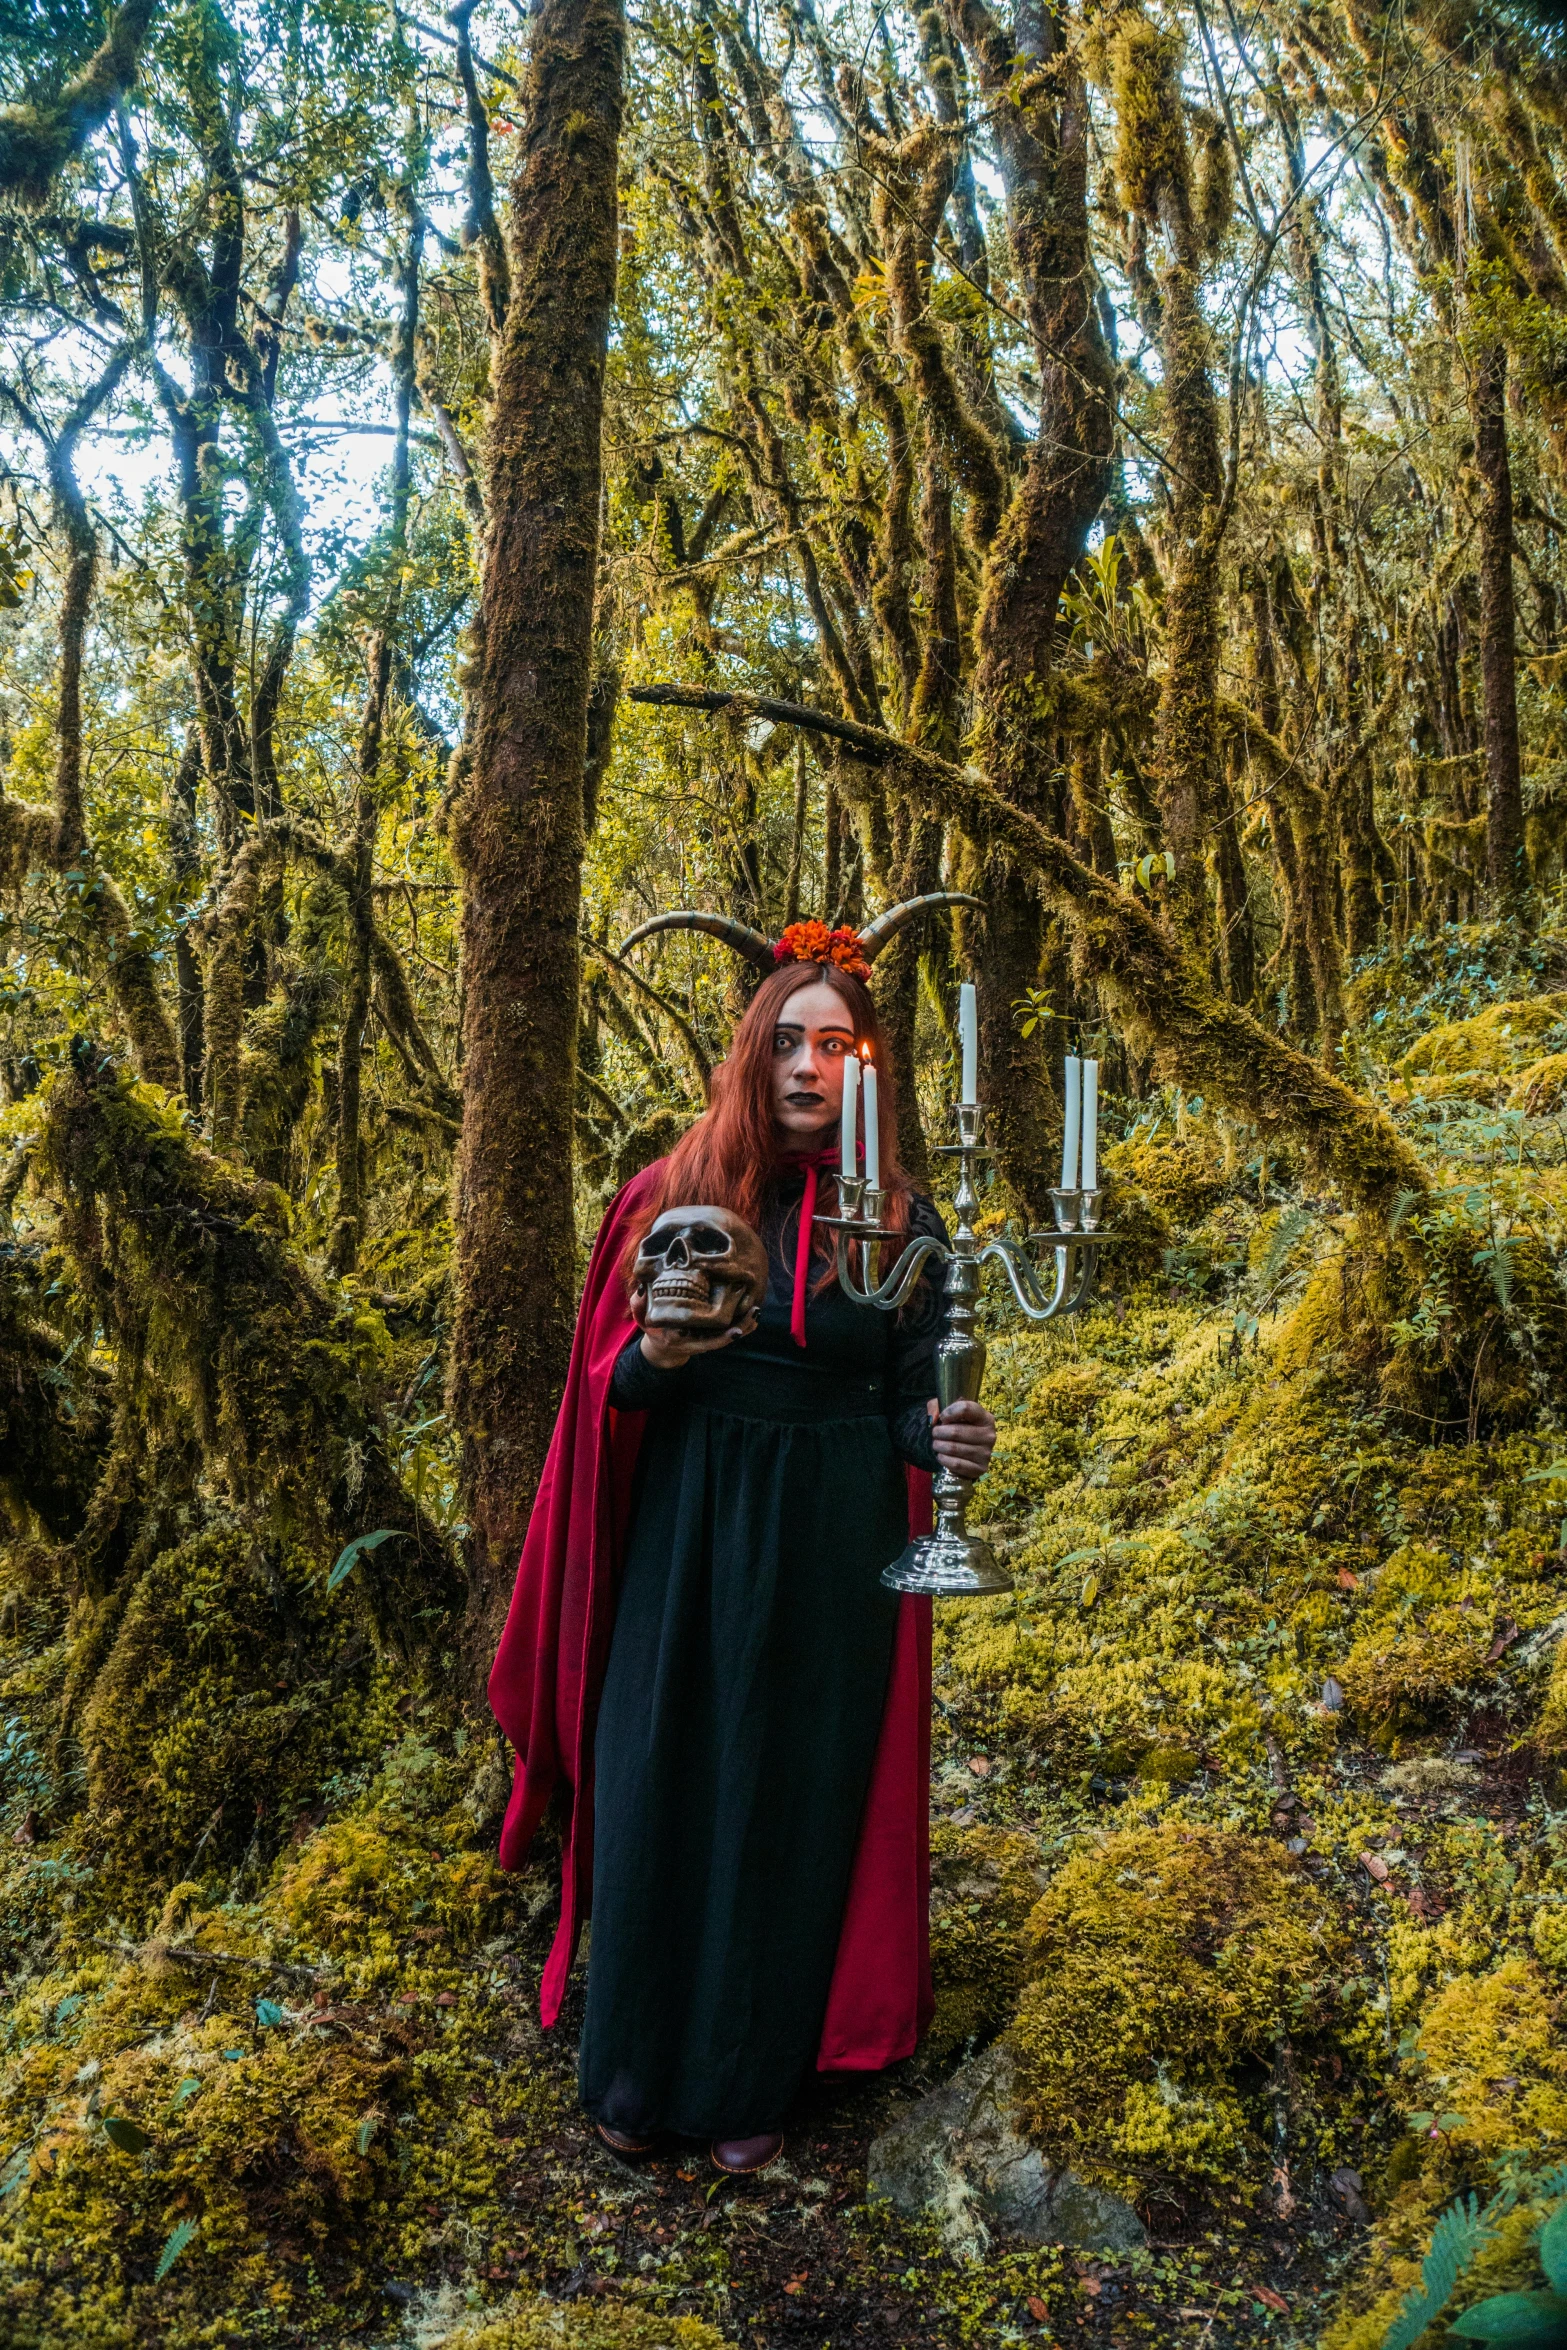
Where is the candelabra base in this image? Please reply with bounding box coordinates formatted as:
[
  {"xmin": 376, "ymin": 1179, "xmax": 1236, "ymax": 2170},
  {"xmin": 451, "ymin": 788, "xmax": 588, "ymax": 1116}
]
[{"xmin": 880, "ymin": 1527, "xmax": 1013, "ymax": 1598}]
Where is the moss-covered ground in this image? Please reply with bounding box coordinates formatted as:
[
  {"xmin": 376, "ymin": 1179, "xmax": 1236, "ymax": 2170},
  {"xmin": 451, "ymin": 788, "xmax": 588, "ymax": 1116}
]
[{"xmin": 4, "ymin": 921, "xmax": 1567, "ymax": 2347}]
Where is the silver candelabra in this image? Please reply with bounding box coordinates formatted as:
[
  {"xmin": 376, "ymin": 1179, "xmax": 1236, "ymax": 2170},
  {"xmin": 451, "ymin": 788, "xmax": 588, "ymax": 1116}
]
[{"xmin": 816, "ymin": 1097, "xmax": 1114, "ymax": 1598}]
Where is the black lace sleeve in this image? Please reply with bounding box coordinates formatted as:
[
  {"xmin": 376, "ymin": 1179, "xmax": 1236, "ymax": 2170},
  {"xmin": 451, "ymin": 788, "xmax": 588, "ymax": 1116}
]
[
  {"xmin": 888, "ymin": 1194, "xmax": 948, "ymax": 1471},
  {"xmin": 608, "ymin": 1332, "xmax": 688, "ymax": 1412}
]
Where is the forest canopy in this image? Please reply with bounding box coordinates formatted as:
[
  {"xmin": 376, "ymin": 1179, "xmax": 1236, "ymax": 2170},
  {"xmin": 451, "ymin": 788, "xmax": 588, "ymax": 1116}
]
[{"xmin": 5, "ymin": 0, "xmax": 1567, "ymax": 2344}]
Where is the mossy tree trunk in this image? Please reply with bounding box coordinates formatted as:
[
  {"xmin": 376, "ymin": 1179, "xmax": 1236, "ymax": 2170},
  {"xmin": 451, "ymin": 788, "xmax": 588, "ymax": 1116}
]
[
  {"xmin": 941, "ymin": 0, "xmax": 1117, "ymax": 1222},
  {"xmin": 1472, "ymin": 339, "xmax": 1527, "ymax": 904},
  {"xmin": 1108, "ymin": 16, "xmax": 1253, "ymax": 1004},
  {"xmin": 0, "ymin": 0, "xmax": 157, "ymax": 203},
  {"xmin": 449, "ymin": 0, "xmax": 625, "ymax": 1691},
  {"xmin": 0, "ymin": 353, "xmax": 181, "ymax": 1093}
]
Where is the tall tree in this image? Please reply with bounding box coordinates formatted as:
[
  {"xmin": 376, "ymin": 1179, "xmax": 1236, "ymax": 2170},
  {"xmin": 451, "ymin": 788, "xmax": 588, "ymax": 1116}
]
[
  {"xmin": 942, "ymin": 0, "xmax": 1117, "ymax": 1218},
  {"xmin": 448, "ymin": 0, "xmax": 627, "ymax": 1682}
]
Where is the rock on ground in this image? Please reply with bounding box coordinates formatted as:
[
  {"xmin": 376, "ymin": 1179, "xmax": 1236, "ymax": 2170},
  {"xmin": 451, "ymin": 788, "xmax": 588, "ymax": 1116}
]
[{"xmin": 867, "ymin": 2041, "xmax": 1146, "ymax": 2264}]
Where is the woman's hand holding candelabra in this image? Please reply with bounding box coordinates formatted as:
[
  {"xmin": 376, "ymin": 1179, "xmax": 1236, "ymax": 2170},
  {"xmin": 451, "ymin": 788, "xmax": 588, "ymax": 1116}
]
[{"xmin": 819, "ymin": 987, "xmax": 1115, "ymax": 1598}]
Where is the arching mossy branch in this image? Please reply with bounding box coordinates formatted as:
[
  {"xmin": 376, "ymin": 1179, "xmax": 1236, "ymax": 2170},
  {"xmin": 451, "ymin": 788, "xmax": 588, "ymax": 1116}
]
[{"xmin": 628, "ymin": 682, "xmax": 1430, "ymax": 1226}]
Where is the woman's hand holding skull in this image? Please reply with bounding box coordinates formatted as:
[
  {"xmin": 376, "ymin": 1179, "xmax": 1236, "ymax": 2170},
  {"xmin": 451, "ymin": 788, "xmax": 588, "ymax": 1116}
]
[{"xmin": 638, "ymin": 1313, "xmax": 760, "ymax": 1371}]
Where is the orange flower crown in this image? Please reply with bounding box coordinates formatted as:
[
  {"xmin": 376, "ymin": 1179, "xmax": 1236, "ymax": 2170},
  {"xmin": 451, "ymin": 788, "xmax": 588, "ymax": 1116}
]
[{"xmin": 772, "ymin": 920, "xmax": 872, "ymax": 983}]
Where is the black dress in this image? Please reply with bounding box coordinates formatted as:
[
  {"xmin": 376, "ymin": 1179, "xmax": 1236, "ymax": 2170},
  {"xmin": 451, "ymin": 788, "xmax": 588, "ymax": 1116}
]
[{"xmin": 578, "ymin": 1179, "xmax": 947, "ymax": 2141}]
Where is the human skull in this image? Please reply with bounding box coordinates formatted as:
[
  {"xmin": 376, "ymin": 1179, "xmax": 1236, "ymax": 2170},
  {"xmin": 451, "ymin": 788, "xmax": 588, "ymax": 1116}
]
[{"xmin": 630, "ymin": 1206, "xmax": 768, "ymax": 1338}]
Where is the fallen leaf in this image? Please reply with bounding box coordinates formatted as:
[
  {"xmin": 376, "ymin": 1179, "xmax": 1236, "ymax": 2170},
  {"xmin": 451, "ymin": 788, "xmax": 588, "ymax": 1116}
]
[
  {"xmin": 1253, "ymin": 2284, "xmax": 1290, "ymax": 2314},
  {"xmin": 1322, "ymin": 1675, "xmax": 1345, "ymax": 1711},
  {"xmin": 1359, "ymin": 1851, "xmax": 1391, "ymax": 1883},
  {"xmin": 436, "ymin": 1992, "xmax": 457, "ymax": 2007},
  {"xmin": 1337, "ymin": 1566, "xmax": 1360, "ymax": 1590},
  {"xmin": 967, "ymin": 1755, "xmax": 991, "ymax": 1777},
  {"xmin": 1486, "ymin": 1618, "xmax": 1521, "ymax": 1664},
  {"xmin": 1027, "ymin": 2297, "xmax": 1048, "ymax": 2322}
]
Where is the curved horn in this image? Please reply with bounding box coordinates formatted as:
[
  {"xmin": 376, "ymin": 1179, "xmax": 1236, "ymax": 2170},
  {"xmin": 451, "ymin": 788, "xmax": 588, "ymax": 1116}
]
[
  {"xmin": 856, "ymin": 891, "xmax": 984, "ymax": 964},
  {"xmin": 618, "ymin": 909, "xmax": 776, "ymax": 974}
]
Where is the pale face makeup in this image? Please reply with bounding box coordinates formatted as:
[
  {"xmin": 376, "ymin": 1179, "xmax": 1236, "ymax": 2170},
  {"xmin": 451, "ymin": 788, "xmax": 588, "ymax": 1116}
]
[{"xmin": 768, "ymin": 980, "xmax": 859, "ymax": 1148}]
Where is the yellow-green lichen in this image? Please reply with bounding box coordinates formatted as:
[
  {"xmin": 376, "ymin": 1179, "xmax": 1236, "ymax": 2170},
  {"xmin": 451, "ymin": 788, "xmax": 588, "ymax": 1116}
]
[{"xmin": 442, "ymin": 2294, "xmax": 731, "ymax": 2348}]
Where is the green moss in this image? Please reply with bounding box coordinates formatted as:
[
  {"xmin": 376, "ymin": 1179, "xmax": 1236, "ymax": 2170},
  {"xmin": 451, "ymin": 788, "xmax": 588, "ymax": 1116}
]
[
  {"xmin": 443, "ymin": 2295, "xmax": 731, "ymax": 2348},
  {"xmin": 1397, "ymin": 995, "xmax": 1567, "ymax": 1083},
  {"xmin": 1511, "ymin": 1053, "xmax": 1567, "ymax": 1114},
  {"xmin": 1411, "ymin": 1958, "xmax": 1567, "ymax": 2164},
  {"xmin": 926, "ymin": 1822, "xmax": 1043, "ymax": 2057},
  {"xmin": 1336, "ymin": 1542, "xmax": 1510, "ymax": 1750},
  {"xmin": 276, "ymin": 1809, "xmax": 506, "ymax": 1959},
  {"xmin": 1009, "ymin": 1823, "xmax": 1348, "ymax": 2202},
  {"xmin": 77, "ymin": 1529, "xmax": 397, "ymax": 1882}
]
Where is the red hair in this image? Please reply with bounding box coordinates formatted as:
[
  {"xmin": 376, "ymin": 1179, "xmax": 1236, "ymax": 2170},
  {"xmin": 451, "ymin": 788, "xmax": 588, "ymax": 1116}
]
[{"xmin": 622, "ymin": 960, "xmax": 913, "ymax": 1289}]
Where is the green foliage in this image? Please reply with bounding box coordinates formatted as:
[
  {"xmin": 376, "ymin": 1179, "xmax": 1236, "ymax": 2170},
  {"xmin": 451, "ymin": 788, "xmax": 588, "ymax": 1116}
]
[
  {"xmin": 1450, "ymin": 2294, "xmax": 1567, "ymax": 2344},
  {"xmin": 326, "ymin": 1526, "xmax": 405, "ymax": 1592},
  {"xmin": 1378, "ymin": 2192, "xmax": 1509, "ymax": 2349}
]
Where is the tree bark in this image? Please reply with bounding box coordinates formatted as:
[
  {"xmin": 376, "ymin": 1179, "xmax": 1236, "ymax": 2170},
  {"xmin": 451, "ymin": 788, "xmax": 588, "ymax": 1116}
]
[
  {"xmin": 940, "ymin": 0, "xmax": 1116, "ymax": 1223},
  {"xmin": 1472, "ymin": 339, "xmax": 1526, "ymax": 902},
  {"xmin": 170, "ymin": 729, "xmax": 206, "ymax": 1105},
  {"xmin": 449, "ymin": 0, "xmax": 625, "ymax": 1688}
]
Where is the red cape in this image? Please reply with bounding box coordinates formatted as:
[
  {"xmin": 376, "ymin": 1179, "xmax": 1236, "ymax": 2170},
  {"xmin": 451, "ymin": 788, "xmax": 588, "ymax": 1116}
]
[{"xmin": 488, "ymin": 1162, "xmax": 935, "ymax": 2069}]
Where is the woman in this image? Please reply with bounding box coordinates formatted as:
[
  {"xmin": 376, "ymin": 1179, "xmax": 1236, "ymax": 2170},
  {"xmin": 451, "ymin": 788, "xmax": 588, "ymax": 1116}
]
[{"xmin": 489, "ymin": 917, "xmax": 996, "ymax": 2178}]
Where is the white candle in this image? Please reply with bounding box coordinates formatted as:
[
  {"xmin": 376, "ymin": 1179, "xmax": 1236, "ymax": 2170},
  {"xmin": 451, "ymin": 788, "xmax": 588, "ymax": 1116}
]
[
  {"xmin": 862, "ymin": 1058, "xmax": 880, "ymax": 1188},
  {"xmin": 1060, "ymin": 1056, "xmax": 1081, "ymax": 1191},
  {"xmin": 840, "ymin": 1051, "xmax": 860, "ymax": 1181},
  {"xmin": 958, "ymin": 981, "xmax": 978, "ymax": 1107},
  {"xmin": 1081, "ymin": 1058, "xmax": 1099, "ymax": 1189}
]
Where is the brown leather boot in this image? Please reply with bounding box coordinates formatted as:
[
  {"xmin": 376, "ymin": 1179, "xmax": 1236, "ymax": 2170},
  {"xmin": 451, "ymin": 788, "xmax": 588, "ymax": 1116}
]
[
  {"xmin": 710, "ymin": 2132, "xmax": 784, "ymax": 2176},
  {"xmin": 594, "ymin": 2122, "xmax": 654, "ymax": 2156}
]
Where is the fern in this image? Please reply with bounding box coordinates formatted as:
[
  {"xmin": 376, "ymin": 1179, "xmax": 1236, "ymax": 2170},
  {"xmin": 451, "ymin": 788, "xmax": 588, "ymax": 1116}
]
[
  {"xmin": 1382, "ymin": 2192, "xmax": 1509, "ymax": 2350},
  {"xmin": 1390, "ymin": 1189, "xmax": 1423, "ymax": 1235},
  {"xmin": 155, "ymin": 2217, "xmax": 199, "ymax": 2283},
  {"xmin": 1257, "ymin": 1204, "xmax": 1312, "ymax": 1294}
]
